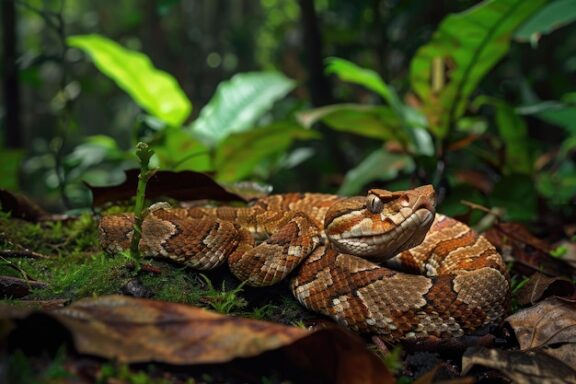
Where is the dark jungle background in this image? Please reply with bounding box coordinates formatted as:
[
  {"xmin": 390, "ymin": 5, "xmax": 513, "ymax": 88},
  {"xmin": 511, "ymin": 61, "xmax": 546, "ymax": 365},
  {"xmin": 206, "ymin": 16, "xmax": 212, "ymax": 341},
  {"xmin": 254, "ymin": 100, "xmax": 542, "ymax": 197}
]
[{"xmin": 1, "ymin": 0, "xmax": 575, "ymax": 233}]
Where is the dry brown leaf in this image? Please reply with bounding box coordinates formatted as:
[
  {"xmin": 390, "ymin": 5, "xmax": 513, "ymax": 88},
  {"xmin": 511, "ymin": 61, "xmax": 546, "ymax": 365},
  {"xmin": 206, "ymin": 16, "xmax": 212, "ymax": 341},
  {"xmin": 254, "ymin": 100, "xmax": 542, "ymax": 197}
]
[
  {"xmin": 0, "ymin": 275, "xmax": 48, "ymax": 298},
  {"xmin": 506, "ymin": 297, "xmax": 576, "ymax": 350},
  {"xmin": 0, "ymin": 189, "xmax": 48, "ymax": 221},
  {"xmin": 87, "ymin": 170, "xmax": 245, "ymax": 207},
  {"xmin": 484, "ymin": 223, "xmax": 574, "ymax": 277},
  {"xmin": 462, "ymin": 347, "xmax": 576, "ymax": 384},
  {"xmin": 516, "ymin": 272, "xmax": 576, "ymax": 306},
  {"xmin": 4, "ymin": 295, "xmax": 392, "ymax": 383},
  {"xmin": 543, "ymin": 344, "xmax": 576, "ymax": 370}
]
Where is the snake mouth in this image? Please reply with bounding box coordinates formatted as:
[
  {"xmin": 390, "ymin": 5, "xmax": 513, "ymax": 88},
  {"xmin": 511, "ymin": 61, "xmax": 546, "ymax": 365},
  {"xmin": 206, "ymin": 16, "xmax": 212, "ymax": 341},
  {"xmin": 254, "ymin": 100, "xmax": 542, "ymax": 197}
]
[{"xmin": 329, "ymin": 208, "xmax": 435, "ymax": 258}]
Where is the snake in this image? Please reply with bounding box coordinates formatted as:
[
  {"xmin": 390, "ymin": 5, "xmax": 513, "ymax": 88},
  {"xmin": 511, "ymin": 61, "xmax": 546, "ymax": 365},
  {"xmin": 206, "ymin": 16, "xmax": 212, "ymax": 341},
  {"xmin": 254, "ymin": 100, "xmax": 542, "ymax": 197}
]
[{"xmin": 99, "ymin": 185, "xmax": 510, "ymax": 341}]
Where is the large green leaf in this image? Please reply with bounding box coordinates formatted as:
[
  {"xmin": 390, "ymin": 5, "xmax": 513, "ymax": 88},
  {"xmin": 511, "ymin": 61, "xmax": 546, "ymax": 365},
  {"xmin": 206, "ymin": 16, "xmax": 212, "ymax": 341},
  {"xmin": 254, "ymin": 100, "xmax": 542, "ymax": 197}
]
[
  {"xmin": 338, "ymin": 149, "xmax": 415, "ymax": 196},
  {"xmin": 326, "ymin": 57, "xmax": 395, "ymax": 105},
  {"xmin": 515, "ymin": 0, "xmax": 576, "ymax": 43},
  {"xmin": 189, "ymin": 72, "xmax": 295, "ymax": 148},
  {"xmin": 153, "ymin": 128, "xmax": 212, "ymax": 172},
  {"xmin": 326, "ymin": 58, "xmax": 434, "ymax": 156},
  {"xmin": 215, "ymin": 122, "xmax": 318, "ymax": 182},
  {"xmin": 67, "ymin": 34, "xmax": 191, "ymax": 127},
  {"xmin": 410, "ymin": 0, "xmax": 547, "ymax": 138},
  {"xmin": 297, "ymin": 104, "xmax": 402, "ymax": 140}
]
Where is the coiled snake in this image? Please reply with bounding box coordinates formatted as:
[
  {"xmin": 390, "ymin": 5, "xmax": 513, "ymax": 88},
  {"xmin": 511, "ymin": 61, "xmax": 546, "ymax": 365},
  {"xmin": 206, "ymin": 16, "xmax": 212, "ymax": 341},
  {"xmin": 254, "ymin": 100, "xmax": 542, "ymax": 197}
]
[{"xmin": 100, "ymin": 185, "xmax": 510, "ymax": 340}]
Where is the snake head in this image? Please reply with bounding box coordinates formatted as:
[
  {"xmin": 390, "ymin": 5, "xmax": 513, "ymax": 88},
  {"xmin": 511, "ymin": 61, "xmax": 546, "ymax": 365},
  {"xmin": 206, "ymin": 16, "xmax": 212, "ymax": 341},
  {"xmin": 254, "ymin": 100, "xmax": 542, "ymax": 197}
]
[{"xmin": 325, "ymin": 185, "xmax": 436, "ymax": 259}]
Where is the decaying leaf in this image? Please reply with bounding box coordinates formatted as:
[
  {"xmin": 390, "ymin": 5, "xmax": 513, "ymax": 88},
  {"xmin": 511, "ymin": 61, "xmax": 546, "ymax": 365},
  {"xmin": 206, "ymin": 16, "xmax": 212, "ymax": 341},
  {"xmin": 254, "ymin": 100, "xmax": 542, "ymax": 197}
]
[
  {"xmin": 506, "ymin": 297, "xmax": 576, "ymax": 350},
  {"xmin": 516, "ymin": 272, "xmax": 576, "ymax": 305},
  {"xmin": 0, "ymin": 275, "xmax": 48, "ymax": 298},
  {"xmin": 462, "ymin": 347, "xmax": 576, "ymax": 384},
  {"xmin": 484, "ymin": 223, "xmax": 575, "ymax": 277},
  {"xmin": 0, "ymin": 189, "xmax": 49, "ymax": 222},
  {"xmin": 2, "ymin": 295, "xmax": 393, "ymax": 383},
  {"xmin": 88, "ymin": 170, "xmax": 245, "ymax": 207}
]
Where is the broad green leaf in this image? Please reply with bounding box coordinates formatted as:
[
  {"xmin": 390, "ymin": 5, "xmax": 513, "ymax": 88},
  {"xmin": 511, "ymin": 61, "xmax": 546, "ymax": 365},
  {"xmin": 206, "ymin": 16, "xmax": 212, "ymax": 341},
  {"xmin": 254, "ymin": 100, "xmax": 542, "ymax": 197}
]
[
  {"xmin": 153, "ymin": 129, "xmax": 212, "ymax": 172},
  {"xmin": 67, "ymin": 34, "xmax": 191, "ymax": 127},
  {"xmin": 215, "ymin": 122, "xmax": 318, "ymax": 182},
  {"xmin": 515, "ymin": 0, "xmax": 576, "ymax": 43},
  {"xmin": 297, "ymin": 104, "xmax": 402, "ymax": 140},
  {"xmin": 189, "ymin": 72, "xmax": 295, "ymax": 148},
  {"xmin": 410, "ymin": 0, "xmax": 547, "ymax": 138},
  {"xmin": 326, "ymin": 57, "xmax": 394, "ymax": 105},
  {"xmin": 338, "ymin": 149, "xmax": 415, "ymax": 196},
  {"xmin": 517, "ymin": 100, "xmax": 576, "ymax": 134},
  {"xmin": 478, "ymin": 97, "xmax": 533, "ymax": 174},
  {"xmin": 0, "ymin": 149, "xmax": 23, "ymax": 190}
]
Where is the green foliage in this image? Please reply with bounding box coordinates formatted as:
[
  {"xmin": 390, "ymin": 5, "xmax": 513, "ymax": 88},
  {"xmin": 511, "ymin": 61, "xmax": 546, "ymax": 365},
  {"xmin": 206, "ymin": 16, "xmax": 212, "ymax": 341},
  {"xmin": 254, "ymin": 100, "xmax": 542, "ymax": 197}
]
[
  {"xmin": 0, "ymin": 149, "xmax": 24, "ymax": 190},
  {"xmin": 515, "ymin": 0, "xmax": 576, "ymax": 43},
  {"xmin": 7, "ymin": 347, "xmax": 74, "ymax": 384},
  {"xmin": 199, "ymin": 274, "xmax": 247, "ymax": 314},
  {"xmin": 67, "ymin": 34, "xmax": 191, "ymax": 127},
  {"xmin": 338, "ymin": 150, "xmax": 414, "ymax": 196},
  {"xmin": 188, "ymin": 72, "xmax": 295, "ymax": 148},
  {"xmin": 410, "ymin": 0, "xmax": 546, "ymax": 138},
  {"xmin": 130, "ymin": 142, "xmax": 156, "ymax": 261}
]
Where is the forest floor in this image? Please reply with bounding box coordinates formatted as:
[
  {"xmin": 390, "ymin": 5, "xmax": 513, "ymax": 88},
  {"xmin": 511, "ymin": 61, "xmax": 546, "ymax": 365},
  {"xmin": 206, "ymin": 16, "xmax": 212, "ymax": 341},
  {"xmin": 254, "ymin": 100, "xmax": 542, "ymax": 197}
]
[{"xmin": 0, "ymin": 181, "xmax": 575, "ymax": 384}]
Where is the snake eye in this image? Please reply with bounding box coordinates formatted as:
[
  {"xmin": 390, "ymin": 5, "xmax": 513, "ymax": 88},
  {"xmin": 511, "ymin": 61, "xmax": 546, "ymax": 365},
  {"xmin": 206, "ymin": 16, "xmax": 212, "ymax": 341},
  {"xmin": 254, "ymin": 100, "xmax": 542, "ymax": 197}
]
[{"xmin": 366, "ymin": 194, "xmax": 384, "ymax": 213}]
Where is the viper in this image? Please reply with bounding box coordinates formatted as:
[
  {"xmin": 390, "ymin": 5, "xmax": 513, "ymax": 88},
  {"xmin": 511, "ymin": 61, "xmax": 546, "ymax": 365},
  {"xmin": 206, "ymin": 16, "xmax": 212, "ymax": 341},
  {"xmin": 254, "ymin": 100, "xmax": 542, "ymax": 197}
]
[{"xmin": 100, "ymin": 185, "xmax": 510, "ymax": 340}]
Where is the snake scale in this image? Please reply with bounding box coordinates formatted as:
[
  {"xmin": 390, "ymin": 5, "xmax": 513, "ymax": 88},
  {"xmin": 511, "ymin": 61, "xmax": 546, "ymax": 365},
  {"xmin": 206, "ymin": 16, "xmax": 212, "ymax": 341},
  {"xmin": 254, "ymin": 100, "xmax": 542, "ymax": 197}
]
[{"xmin": 100, "ymin": 185, "xmax": 510, "ymax": 340}]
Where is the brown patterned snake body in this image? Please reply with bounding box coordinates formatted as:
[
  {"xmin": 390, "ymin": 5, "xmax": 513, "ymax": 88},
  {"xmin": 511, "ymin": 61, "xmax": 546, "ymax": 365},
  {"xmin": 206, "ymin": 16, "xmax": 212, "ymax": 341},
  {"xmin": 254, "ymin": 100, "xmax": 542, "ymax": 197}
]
[{"xmin": 100, "ymin": 185, "xmax": 510, "ymax": 340}]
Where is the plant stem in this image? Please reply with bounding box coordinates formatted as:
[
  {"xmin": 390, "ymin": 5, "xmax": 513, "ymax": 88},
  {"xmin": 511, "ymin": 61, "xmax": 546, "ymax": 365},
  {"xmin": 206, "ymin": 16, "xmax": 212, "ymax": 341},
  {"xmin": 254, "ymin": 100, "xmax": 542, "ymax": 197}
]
[{"xmin": 130, "ymin": 142, "xmax": 155, "ymax": 261}]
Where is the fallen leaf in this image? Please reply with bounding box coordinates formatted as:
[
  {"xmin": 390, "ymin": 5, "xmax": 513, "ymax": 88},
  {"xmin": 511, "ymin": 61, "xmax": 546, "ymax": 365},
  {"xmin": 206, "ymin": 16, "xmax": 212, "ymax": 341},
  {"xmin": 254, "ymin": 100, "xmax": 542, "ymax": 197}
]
[
  {"xmin": 2, "ymin": 295, "xmax": 393, "ymax": 383},
  {"xmin": 506, "ymin": 297, "xmax": 576, "ymax": 350},
  {"xmin": 0, "ymin": 189, "xmax": 48, "ymax": 222},
  {"xmin": 484, "ymin": 223, "xmax": 575, "ymax": 277},
  {"xmin": 462, "ymin": 347, "xmax": 576, "ymax": 384},
  {"xmin": 516, "ymin": 272, "xmax": 576, "ymax": 305},
  {"xmin": 0, "ymin": 275, "xmax": 48, "ymax": 298},
  {"xmin": 87, "ymin": 170, "xmax": 245, "ymax": 207},
  {"xmin": 543, "ymin": 344, "xmax": 576, "ymax": 371}
]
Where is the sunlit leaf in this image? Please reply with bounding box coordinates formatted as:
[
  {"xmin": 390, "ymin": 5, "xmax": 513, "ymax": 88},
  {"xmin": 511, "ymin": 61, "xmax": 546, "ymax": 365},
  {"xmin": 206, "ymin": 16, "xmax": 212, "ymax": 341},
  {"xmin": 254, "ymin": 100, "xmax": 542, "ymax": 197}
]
[
  {"xmin": 297, "ymin": 104, "xmax": 402, "ymax": 140},
  {"xmin": 67, "ymin": 34, "xmax": 191, "ymax": 127},
  {"xmin": 326, "ymin": 57, "xmax": 394, "ymax": 105},
  {"xmin": 189, "ymin": 72, "xmax": 295, "ymax": 148},
  {"xmin": 215, "ymin": 122, "xmax": 318, "ymax": 182},
  {"xmin": 410, "ymin": 0, "xmax": 546, "ymax": 138},
  {"xmin": 338, "ymin": 149, "xmax": 415, "ymax": 195},
  {"xmin": 515, "ymin": 0, "xmax": 576, "ymax": 43}
]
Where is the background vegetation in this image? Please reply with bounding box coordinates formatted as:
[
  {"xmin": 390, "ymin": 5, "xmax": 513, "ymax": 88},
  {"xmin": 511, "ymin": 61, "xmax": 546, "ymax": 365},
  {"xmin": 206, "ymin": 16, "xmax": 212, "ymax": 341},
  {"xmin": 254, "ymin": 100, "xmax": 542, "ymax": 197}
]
[{"xmin": 1, "ymin": 0, "xmax": 575, "ymax": 231}]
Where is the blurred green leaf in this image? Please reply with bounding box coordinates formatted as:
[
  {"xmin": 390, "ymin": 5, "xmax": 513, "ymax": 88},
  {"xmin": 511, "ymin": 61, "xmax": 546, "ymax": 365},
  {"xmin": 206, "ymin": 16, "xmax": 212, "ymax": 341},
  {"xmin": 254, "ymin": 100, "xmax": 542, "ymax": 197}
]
[
  {"xmin": 297, "ymin": 104, "xmax": 402, "ymax": 140},
  {"xmin": 410, "ymin": 0, "xmax": 546, "ymax": 138},
  {"xmin": 490, "ymin": 174, "xmax": 537, "ymax": 221},
  {"xmin": 326, "ymin": 57, "xmax": 394, "ymax": 105},
  {"xmin": 215, "ymin": 121, "xmax": 318, "ymax": 182},
  {"xmin": 515, "ymin": 0, "xmax": 576, "ymax": 43},
  {"xmin": 478, "ymin": 97, "xmax": 533, "ymax": 174},
  {"xmin": 537, "ymin": 162, "xmax": 576, "ymax": 205},
  {"xmin": 189, "ymin": 72, "xmax": 295, "ymax": 148},
  {"xmin": 68, "ymin": 35, "xmax": 191, "ymax": 127},
  {"xmin": 153, "ymin": 129, "xmax": 212, "ymax": 172},
  {"xmin": 0, "ymin": 149, "xmax": 23, "ymax": 190},
  {"xmin": 517, "ymin": 100, "xmax": 576, "ymax": 134},
  {"xmin": 338, "ymin": 149, "xmax": 415, "ymax": 195}
]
